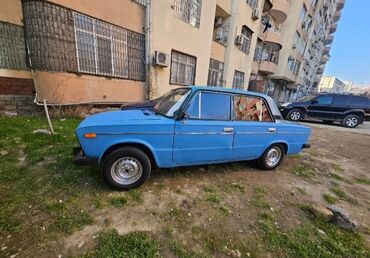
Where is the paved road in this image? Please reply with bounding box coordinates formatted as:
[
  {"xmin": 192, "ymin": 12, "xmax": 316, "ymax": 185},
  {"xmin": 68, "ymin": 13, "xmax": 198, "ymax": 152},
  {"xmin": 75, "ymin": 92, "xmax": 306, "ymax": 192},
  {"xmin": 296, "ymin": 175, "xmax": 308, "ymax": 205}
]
[{"xmin": 300, "ymin": 121, "xmax": 370, "ymax": 135}]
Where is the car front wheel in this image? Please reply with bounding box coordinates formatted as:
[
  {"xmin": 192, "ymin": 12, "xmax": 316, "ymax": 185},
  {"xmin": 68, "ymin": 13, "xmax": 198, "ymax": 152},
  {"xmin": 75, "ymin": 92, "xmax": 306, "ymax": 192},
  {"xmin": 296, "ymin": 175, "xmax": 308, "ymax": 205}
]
[
  {"xmin": 341, "ymin": 115, "xmax": 361, "ymax": 128},
  {"xmin": 287, "ymin": 109, "xmax": 303, "ymax": 121},
  {"xmin": 257, "ymin": 144, "xmax": 285, "ymax": 170},
  {"xmin": 102, "ymin": 147, "xmax": 151, "ymax": 190}
]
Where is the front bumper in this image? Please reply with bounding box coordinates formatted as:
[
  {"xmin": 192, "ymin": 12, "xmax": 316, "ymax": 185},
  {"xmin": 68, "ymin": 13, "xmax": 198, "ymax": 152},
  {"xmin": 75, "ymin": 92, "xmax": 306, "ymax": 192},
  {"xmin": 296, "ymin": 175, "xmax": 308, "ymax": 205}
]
[{"xmin": 73, "ymin": 147, "xmax": 96, "ymax": 166}]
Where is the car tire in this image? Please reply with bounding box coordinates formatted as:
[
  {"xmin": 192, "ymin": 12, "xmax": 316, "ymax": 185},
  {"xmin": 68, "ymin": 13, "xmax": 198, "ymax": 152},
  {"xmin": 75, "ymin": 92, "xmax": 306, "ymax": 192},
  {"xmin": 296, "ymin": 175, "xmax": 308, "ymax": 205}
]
[
  {"xmin": 287, "ymin": 109, "xmax": 303, "ymax": 121},
  {"xmin": 257, "ymin": 144, "xmax": 285, "ymax": 170},
  {"xmin": 102, "ymin": 147, "xmax": 151, "ymax": 190},
  {"xmin": 341, "ymin": 114, "xmax": 361, "ymax": 128}
]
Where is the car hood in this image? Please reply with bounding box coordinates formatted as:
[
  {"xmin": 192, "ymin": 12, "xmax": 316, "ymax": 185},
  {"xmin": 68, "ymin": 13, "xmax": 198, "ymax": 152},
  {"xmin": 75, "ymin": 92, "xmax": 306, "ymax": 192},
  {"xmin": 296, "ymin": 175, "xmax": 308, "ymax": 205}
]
[{"xmin": 77, "ymin": 109, "xmax": 171, "ymax": 130}]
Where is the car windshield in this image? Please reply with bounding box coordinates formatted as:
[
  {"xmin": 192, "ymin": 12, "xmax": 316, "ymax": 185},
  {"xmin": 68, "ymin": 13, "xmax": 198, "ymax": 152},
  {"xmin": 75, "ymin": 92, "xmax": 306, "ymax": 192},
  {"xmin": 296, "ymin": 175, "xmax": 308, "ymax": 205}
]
[
  {"xmin": 298, "ymin": 95, "xmax": 316, "ymax": 102},
  {"xmin": 153, "ymin": 88, "xmax": 191, "ymax": 117}
]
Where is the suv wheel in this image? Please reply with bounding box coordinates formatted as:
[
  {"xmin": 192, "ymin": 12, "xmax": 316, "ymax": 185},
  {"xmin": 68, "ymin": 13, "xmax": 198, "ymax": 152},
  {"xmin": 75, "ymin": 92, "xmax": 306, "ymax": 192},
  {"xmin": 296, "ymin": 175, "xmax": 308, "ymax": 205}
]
[
  {"xmin": 102, "ymin": 147, "xmax": 151, "ymax": 190},
  {"xmin": 341, "ymin": 115, "xmax": 361, "ymax": 128},
  {"xmin": 287, "ymin": 109, "xmax": 303, "ymax": 121},
  {"xmin": 257, "ymin": 144, "xmax": 285, "ymax": 170}
]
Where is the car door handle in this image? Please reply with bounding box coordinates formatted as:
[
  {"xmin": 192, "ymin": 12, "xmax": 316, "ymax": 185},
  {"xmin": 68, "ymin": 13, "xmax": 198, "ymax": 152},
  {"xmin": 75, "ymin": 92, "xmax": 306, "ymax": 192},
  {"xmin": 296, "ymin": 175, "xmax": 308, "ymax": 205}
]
[
  {"xmin": 223, "ymin": 127, "xmax": 234, "ymax": 133},
  {"xmin": 267, "ymin": 128, "xmax": 276, "ymax": 133}
]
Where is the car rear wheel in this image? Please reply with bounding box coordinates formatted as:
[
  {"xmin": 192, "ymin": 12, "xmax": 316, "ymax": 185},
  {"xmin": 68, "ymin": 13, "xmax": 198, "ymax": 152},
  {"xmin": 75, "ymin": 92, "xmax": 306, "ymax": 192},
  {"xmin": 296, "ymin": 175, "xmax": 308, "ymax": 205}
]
[
  {"xmin": 287, "ymin": 109, "xmax": 303, "ymax": 121},
  {"xmin": 257, "ymin": 144, "xmax": 285, "ymax": 170},
  {"xmin": 341, "ymin": 115, "xmax": 361, "ymax": 128},
  {"xmin": 102, "ymin": 147, "xmax": 151, "ymax": 190}
]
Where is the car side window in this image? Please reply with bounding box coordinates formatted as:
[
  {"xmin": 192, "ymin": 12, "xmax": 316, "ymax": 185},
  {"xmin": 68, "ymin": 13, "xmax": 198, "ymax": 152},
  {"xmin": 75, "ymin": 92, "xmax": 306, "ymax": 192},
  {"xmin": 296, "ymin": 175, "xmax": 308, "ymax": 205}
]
[
  {"xmin": 350, "ymin": 96, "xmax": 368, "ymax": 106},
  {"xmin": 186, "ymin": 92, "xmax": 231, "ymax": 120},
  {"xmin": 333, "ymin": 95, "xmax": 349, "ymax": 106},
  {"xmin": 314, "ymin": 95, "xmax": 332, "ymax": 105},
  {"xmin": 233, "ymin": 95, "xmax": 272, "ymax": 122}
]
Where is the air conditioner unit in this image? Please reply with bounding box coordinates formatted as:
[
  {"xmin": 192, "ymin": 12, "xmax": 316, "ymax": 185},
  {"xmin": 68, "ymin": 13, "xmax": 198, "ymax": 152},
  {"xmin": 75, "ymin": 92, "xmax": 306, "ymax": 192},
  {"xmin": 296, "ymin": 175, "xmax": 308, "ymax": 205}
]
[
  {"xmin": 215, "ymin": 16, "xmax": 223, "ymax": 27},
  {"xmin": 251, "ymin": 9, "xmax": 260, "ymax": 20},
  {"xmin": 235, "ymin": 35, "xmax": 243, "ymax": 45},
  {"xmin": 153, "ymin": 51, "xmax": 169, "ymax": 67}
]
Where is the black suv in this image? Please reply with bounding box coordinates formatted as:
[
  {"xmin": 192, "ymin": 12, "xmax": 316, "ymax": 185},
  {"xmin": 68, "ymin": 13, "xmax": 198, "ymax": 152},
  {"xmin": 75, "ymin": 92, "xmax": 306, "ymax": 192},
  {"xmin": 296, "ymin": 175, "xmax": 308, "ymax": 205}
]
[{"xmin": 279, "ymin": 94, "xmax": 370, "ymax": 128}]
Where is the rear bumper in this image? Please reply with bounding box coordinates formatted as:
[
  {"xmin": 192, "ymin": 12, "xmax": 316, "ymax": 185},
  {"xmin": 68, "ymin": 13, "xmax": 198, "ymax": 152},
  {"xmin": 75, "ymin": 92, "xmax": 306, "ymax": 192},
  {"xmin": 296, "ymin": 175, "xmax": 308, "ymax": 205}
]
[
  {"xmin": 73, "ymin": 147, "xmax": 96, "ymax": 166},
  {"xmin": 302, "ymin": 144, "xmax": 311, "ymax": 149}
]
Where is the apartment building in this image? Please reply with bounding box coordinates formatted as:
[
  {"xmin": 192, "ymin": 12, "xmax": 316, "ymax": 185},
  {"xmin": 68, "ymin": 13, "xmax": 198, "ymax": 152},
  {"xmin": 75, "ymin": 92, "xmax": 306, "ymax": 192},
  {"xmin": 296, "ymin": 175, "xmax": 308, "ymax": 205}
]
[
  {"xmin": 318, "ymin": 76, "xmax": 345, "ymax": 93},
  {"xmin": 0, "ymin": 0, "xmax": 344, "ymax": 112}
]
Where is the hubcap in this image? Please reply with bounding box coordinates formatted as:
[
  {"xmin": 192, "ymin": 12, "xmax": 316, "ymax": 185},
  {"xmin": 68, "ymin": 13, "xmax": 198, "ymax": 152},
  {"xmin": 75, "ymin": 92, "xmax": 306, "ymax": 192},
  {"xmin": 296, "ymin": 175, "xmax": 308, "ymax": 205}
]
[
  {"xmin": 346, "ymin": 117, "xmax": 358, "ymax": 127},
  {"xmin": 290, "ymin": 111, "xmax": 301, "ymax": 121},
  {"xmin": 266, "ymin": 147, "xmax": 282, "ymax": 167},
  {"xmin": 111, "ymin": 157, "xmax": 143, "ymax": 185}
]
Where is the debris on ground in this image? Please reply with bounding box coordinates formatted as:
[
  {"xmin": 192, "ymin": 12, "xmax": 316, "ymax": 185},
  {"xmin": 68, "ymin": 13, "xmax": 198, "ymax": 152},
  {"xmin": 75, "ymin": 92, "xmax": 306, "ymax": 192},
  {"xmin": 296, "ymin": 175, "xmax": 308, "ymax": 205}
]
[
  {"xmin": 1, "ymin": 150, "xmax": 8, "ymax": 156},
  {"xmin": 328, "ymin": 205, "xmax": 359, "ymax": 231},
  {"xmin": 309, "ymin": 203, "xmax": 334, "ymax": 221},
  {"xmin": 32, "ymin": 129, "xmax": 52, "ymax": 135}
]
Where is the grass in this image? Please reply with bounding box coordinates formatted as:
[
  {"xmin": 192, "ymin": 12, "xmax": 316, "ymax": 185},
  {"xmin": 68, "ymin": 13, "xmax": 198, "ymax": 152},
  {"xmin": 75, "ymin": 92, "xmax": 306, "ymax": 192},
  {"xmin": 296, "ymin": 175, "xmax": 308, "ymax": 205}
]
[
  {"xmin": 297, "ymin": 187, "xmax": 307, "ymax": 195},
  {"xmin": 82, "ymin": 230, "xmax": 160, "ymax": 258},
  {"xmin": 109, "ymin": 196, "xmax": 128, "ymax": 208},
  {"xmin": 330, "ymin": 187, "xmax": 358, "ymax": 205},
  {"xmin": 291, "ymin": 166, "xmax": 314, "ymax": 178},
  {"xmin": 206, "ymin": 194, "xmax": 221, "ymax": 204},
  {"xmin": 259, "ymin": 211, "xmax": 369, "ymax": 257},
  {"xmin": 322, "ymin": 193, "xmax": 338, "ymax": 205},
  {"xmin": 171, "ymin": 242, "xmax": 199, "ymax": 258},
  {"xmin": 354, "ymin": 177, "xmax": 370, "ymax": 185}
]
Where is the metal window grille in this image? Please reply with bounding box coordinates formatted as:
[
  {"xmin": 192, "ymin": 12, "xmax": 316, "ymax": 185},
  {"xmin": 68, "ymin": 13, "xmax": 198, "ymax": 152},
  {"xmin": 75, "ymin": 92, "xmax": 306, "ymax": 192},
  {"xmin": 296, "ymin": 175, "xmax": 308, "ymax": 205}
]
[
  {"xmin": 207, "ymin": 59, "xmax": 224, "ymax": 86},
  {"xmin": 170, "ymin": 51, "xmax": 196, "ymax": 86},
  {"xmin": 173, "ymin": 0, "xmax": 202, "ymax": 28},
  {"xmin": 253, "ymin": 39, "xmax": 263, "ymax": 62},
  {"xmin": 0, "ymin": 22, "xmax": 28, "ymax": 70},
  {"xmin": 232, "ymin": 70, "xmax": 245, "ymax": 90},
  {"xmin": 240, "ymin": 26, "xmax": 253, "ymax": 54},
  {"xmin": 246, "ymin": 0, "xmax": 258, "ymax": 9},
  {"xmin": 133, "ymin": 0, "xmax": 147, "ymax": 6},
  {"xmin": 74, "ymin": 13, "xmax": 129, "ymax": 78}
]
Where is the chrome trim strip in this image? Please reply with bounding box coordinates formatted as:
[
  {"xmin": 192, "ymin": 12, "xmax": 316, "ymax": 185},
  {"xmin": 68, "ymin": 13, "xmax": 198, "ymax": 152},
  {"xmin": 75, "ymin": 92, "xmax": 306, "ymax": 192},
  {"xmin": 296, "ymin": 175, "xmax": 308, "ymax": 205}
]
[
  {"xmin": 97, "ymin": 132, "xmax": 173, "ymax": 135},
  {"xmin": 175, "ymin": 132, "xmax": 233, "ymax": 135}
]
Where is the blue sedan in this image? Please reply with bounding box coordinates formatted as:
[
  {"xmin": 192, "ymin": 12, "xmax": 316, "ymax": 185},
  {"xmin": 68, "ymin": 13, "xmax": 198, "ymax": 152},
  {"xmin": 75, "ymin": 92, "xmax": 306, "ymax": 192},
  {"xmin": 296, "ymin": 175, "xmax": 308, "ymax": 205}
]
[{"xmin": 73, "ymin": 86, "xmax": 311, "ymax": 190}]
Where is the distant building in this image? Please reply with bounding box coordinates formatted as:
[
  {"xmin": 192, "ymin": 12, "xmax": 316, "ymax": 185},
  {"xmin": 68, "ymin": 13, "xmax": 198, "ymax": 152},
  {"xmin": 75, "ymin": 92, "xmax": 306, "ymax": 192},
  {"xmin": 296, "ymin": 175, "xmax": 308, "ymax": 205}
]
[
  {"xmin": 343, "ymin": 81, "xmax": 353, "ymax": 92},
  {"xmin": 318, "ymin": 76, "xmax": 345, "ymax": 93}
]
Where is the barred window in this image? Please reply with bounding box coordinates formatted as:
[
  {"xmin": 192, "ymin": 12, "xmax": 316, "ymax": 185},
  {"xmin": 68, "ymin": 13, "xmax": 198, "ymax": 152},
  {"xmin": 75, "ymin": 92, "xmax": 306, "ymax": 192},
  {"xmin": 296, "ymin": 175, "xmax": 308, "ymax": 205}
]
[
  {"xmin": 253, "ymin": 39, "xmax": 263, "ymax": 62},
  {"xmin": 74, "ymin": 13, "xmax": 129, "ymax": 78},
  {"xmin": 170, "ymin": 51, "xmax": 196, "ymax": 86},
  {"xmin": 246, "ymin": 0, "xmax": 258, "ymax": 9},
  {"xmin": 233, "ymin": 70, "xmax": 245, "ymax": 90},
  {"xmin": 240, "ymin": 26, "xmax": 253, "ymax": 54},
  {"xmin": 0, "ymin": 22, "xmax": 28, "ymax": 71},
  {"xmin": 173, "ymin": 0, "xmax": 202, "ymax": 28},
  {"xmin": 207, "ymin": 59, "xmax": 224, "ymax": 86}
]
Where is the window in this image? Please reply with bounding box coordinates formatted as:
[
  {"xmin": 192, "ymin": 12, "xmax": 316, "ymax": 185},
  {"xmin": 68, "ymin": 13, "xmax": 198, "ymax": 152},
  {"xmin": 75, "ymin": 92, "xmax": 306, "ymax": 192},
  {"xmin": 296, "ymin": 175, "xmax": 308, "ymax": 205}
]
[
  {"xmin": 246, "ymin": 0, "xmax": 258, "ymax": 9},
  {"xmin": 232, "ymin": 71, "xmax": 245, "ymax": 90},
  {"xmin": 299, "ymin": 5, "xmax": 307, "ymax": 23},
  {"xmin": 233, "ymin": 95, "xmax": 272, "ymax": 122},
  {"xmin": 315, "ymin": 95, "xmax": 332, "ymax": 105},
  {"xmin": 334, "ymin": 95, "xmax": 349, "ymax": 106},
  {"xmin": 240, "ymin": 26, "xmax": 253, "ymax": 54},
  {"xmin": 207, "ymin": 59, "xmax": 224, "ymax": 86},
  {"xmin": 186, "ymin": 92, "xmax": 231, "ymax": 120},
  {"xmin": 253, "ymin": 39, "xmax": 263, "ymax": 62},
  {"xmin": 173, "ymin": 0, "xmax": 202, "ymax": 28},
  {"xmin": 170, "ymin": 51, "xmax": 197, "ymax": 86},
  {"xmin": 293, "ymin": 60, "xmax": 301, "ymax": 75},
  {"xmin": 350, "ymin": 96, "xmax": 368, "ymax": 106},
  {"xmin": 74, "ymin": 13, "xmax": 128, "ymax": 77}
]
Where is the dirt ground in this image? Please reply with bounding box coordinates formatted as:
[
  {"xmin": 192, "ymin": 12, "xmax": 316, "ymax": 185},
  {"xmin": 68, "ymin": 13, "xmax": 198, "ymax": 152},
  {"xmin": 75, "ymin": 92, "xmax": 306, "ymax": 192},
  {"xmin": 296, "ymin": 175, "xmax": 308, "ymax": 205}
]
[{"xmin": 1, "ymin": 120, "xmax": 370, "ymax": 257}]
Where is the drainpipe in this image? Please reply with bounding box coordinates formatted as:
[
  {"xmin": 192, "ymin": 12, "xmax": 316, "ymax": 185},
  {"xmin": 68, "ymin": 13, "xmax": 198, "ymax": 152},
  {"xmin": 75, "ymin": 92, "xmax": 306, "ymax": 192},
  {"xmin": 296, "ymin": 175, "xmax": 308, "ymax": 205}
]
[
  {"xmin": 222, "ymin": 0, "xmax": 239, "ymax": 88},
  {"xmin": 144, "ymin": 0, "xmax": 152, "ymax": 100}
]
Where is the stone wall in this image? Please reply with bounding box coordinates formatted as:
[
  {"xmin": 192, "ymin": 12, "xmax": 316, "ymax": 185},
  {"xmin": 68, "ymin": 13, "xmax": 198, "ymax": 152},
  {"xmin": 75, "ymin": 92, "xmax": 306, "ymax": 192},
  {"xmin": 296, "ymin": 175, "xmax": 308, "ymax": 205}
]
[{"xmin": 0, "ymin": 95, "xmax": 42, "ymax": 116}]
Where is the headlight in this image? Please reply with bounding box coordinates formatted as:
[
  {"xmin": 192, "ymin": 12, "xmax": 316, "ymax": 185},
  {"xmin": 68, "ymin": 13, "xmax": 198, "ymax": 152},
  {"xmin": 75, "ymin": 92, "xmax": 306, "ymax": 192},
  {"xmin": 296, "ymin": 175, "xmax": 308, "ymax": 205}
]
[{"xmin": 280, "ymin": 102, "xmax": 292, "ymax": 107}]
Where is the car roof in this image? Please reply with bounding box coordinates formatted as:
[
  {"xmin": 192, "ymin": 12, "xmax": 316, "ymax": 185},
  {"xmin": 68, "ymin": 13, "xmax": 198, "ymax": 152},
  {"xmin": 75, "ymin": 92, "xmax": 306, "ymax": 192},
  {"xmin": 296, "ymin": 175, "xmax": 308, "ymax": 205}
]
[{"xmin": 188, "ymin": 86, "xmax": 269, "ymax": 98}]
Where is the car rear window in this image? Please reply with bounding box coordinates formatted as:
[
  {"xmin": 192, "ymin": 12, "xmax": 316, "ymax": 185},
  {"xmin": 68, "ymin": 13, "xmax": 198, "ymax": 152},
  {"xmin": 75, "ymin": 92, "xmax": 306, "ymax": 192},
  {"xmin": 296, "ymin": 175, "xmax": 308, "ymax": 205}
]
[
  {"xmin": 333, "ymin": 95, "xmax": 349, "ymax": 106},
  {"xmin": 350, "ymin": 96, "xmax": 368, "ymax": 106}
]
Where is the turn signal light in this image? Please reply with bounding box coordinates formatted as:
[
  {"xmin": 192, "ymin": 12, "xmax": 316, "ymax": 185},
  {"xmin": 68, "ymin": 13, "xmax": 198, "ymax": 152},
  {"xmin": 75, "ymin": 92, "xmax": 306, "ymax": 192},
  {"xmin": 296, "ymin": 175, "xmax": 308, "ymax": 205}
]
[{"xmin": 84, "ymin": 133, "xmax": 97, "ymax": 139}]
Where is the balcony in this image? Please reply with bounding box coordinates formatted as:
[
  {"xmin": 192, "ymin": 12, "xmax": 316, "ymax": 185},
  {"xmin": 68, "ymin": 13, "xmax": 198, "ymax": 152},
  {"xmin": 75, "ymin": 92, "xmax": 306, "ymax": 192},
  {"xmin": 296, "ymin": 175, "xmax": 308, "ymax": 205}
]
[
  {"xmin": 333, "ymin": 11, "xmax": 341, "ymax": 22},
  {"xmin": 329, "ymin": 23, "xmax": 337, "ymax": 34},
  {"xmin": 325, "ymin": 35, "xmax": 334, "ymax": 45},
  {"xmin": 324, "ymin": 46, "xmax": 330, "ymax": 54},
  {"xmin": 337, "ymin": 0, "xmax": 345, "ymax": 11},
  {"xmin": 263, "ymin": 30, "xmax": 282, "ymax": 51},
  {"xmin": 263, "ymin": 0, "xmax": 273, "ymax": 12},
  {"xmin": 320, "ymin": 54, "xmax": 329, "ymax": 64},
  {"xmin": 259, "ymin": 61, "xmax": 277, "ymax": 75},
  {"xmin": 269, "ymin": 0, "xmax": 290, "ymax": 24}
]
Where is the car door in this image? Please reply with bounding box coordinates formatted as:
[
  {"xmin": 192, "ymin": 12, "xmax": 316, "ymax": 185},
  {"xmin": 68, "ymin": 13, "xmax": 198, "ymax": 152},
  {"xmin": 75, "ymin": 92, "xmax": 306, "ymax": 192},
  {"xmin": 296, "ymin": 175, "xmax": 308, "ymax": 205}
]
[
  {"xmin": 332, "ymin": 95, "xmax": 350, "ymax": 120},
  {"xmin": 232, "ymin": 94, "xmax": 277, "ymax": 160},
  {"xmin": 306, "ymin": 95, "xmax": 333, "ymax": 119},
  {"xmin": 173, "ymin": 91, "xmax": 234, "ymax": 166}
]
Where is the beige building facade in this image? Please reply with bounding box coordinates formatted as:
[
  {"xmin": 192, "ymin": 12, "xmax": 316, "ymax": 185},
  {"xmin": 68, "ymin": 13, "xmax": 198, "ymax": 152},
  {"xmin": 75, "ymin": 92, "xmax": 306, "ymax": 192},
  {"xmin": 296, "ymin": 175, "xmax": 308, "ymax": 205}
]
[
  {"xmin": 318, "ymin": 76, "xmax": 345, "ymax": 93},
  {"xmin": 0, "ymin": 0, "xmax": 345, "ymax": 109}
]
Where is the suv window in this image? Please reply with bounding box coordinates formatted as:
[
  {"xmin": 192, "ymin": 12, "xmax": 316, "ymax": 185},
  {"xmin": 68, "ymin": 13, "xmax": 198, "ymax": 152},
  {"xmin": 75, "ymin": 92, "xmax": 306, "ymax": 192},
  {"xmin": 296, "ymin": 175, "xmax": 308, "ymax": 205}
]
[
  {"xmin": 314, "ymin": 95, "xmax": 332, "ymax": 105},
  {"xmin": 333, "ymin": 95, "xmax": 349, "ymax": 106},
  {"xmin": 186, "ymin": 92, "xmax": 231, "ymax": 120},
  {"xmin": 233, "ymin": 95, "xmax": 272, "ymax": 122},
  {"xmin": 350, "ymin": 96, "xmax": 368, "ymax": 106}
]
